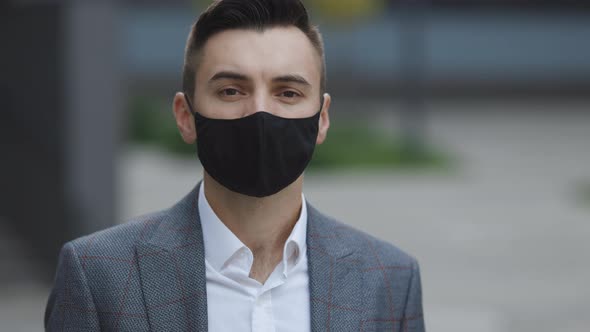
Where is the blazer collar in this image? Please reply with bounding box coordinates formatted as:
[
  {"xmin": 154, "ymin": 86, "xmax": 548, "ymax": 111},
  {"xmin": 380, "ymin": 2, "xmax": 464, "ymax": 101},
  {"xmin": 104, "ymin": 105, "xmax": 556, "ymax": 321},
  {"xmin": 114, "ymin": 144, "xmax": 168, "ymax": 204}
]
[{"xmin": 306, "ymin": 204, "xmax": 355, "ymax": 259}]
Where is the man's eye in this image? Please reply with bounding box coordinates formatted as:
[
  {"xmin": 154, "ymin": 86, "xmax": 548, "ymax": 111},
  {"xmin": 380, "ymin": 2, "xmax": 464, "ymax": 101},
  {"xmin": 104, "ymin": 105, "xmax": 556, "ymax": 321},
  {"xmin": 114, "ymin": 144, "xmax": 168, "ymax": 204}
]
[
  {"xmin": 280, "ymin": 91, "xmax": 300, "ymax": 98},
  {"xmin": 220, "ymin": 88, "xmax": 240, "ymax": 96}
]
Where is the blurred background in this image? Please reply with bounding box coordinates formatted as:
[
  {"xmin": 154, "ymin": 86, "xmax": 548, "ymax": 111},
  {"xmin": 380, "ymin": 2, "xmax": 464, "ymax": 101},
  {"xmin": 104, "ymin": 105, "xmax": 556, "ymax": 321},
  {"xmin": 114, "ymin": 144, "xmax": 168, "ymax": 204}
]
[{"xmin": 1, "ymin": 0, "xmax": 590, "ymax": 331}]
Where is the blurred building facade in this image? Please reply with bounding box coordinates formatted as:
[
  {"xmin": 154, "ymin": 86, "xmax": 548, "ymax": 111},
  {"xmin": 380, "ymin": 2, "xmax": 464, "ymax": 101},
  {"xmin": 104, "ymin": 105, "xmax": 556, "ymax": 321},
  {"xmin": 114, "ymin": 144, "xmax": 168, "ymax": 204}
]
[
  {"xmin": 1, "ymin": 1, "xmax": 123, "ymax": 280},
  {"xmin": 125, "ymin": 0, "xmax": 590, "ymax": 99},
  {"xmin": 1, "ymin": 0, "xmax": 589, "ymax": 281}
]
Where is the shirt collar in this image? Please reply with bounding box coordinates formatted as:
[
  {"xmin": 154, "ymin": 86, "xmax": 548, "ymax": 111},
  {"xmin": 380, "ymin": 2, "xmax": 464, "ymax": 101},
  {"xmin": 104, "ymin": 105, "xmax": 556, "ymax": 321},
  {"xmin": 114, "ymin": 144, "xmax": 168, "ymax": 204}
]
[
  {"xmin": 282, "ymin": 195, "xmax": 307, "ymax": 277},
  {"xmin": 198, "ymin": 181, "xmax": 307, "ymax": 276}
]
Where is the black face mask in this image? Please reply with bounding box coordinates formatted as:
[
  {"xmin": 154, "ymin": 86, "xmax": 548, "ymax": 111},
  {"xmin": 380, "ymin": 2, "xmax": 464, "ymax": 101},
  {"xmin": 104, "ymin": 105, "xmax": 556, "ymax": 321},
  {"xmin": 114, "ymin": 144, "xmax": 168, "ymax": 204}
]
[{"xmin": 184, "ymin": 94, "xmax": 322, "ymax": 197}]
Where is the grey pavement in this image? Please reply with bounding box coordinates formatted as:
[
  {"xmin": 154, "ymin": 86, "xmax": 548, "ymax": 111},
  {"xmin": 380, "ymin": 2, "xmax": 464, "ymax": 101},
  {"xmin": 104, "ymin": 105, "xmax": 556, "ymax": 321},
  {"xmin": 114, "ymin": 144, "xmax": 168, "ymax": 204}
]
[{"xmin": 3, "ymin": 100, "xmax": 589, "ymax": 331}]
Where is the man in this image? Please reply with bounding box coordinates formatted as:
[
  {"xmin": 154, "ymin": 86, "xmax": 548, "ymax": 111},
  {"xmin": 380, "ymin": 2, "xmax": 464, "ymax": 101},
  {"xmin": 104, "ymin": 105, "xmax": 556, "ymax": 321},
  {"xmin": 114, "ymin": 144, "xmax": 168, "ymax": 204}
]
[{"xmin": 45, "ymin": 0, "xmax": 425, "ymax": 331}]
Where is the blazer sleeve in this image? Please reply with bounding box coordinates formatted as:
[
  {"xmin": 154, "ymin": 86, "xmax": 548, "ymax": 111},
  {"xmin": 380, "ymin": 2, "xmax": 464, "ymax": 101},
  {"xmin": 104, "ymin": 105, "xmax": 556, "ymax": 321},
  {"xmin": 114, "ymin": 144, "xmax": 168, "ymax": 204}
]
[
  {"xmin": 45, "ymin": 242, "xmax": 101, "ymax": 331},
  {"xmin": 402, "ymin": 259, "xmax": 426, "ymax": 331}
]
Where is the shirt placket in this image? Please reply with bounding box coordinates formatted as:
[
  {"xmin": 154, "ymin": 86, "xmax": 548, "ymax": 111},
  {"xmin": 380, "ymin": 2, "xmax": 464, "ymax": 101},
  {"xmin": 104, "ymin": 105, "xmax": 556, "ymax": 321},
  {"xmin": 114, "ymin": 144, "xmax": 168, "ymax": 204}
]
[{"xmin": 252, "ymin": 290, "xmax": 275, "ymax": 332}]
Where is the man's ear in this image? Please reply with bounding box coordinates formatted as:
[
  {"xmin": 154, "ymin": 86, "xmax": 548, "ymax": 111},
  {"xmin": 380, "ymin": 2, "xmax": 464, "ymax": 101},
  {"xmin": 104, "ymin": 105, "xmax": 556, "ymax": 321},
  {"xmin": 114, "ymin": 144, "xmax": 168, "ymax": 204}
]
[
  {"xmin": 172, "ymin": 92, "xmax": 197, "ymax": 144},
  {"xmin": 316, "ymin": 93, "xmax": 331, "ymax": 145}
]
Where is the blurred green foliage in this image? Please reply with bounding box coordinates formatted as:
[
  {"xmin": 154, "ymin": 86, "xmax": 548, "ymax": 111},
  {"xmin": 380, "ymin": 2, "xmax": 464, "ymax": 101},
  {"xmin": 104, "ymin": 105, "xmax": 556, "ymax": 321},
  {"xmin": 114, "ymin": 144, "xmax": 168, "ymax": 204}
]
[
  {"xmin": 128, "ymin": 97, "xmax": 196, "ymax": 155},
  {"xmin": 127, "ymin": 97, "xmax": 449, "ymax": 170},
  {"xmin": 309, "ymin": 122, "xmax": 448, "ymax": 171}
]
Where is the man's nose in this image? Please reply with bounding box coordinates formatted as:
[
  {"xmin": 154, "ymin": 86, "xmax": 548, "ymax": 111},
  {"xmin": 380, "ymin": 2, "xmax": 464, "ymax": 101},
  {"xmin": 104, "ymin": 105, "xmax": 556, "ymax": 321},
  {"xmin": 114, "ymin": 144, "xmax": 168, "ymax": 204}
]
[{"xmin": 243, "ymin": 92, "xmax": 273, "ymax": 117}]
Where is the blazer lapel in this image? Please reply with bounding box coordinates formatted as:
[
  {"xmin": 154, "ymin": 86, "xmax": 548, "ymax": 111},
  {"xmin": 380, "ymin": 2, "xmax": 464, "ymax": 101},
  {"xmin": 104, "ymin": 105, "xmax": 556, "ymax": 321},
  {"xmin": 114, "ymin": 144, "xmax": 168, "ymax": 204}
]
[
  {"xmin": 307, "ymin": 204, "xmax": 363, "ymax": 332},
  {"xmin": 136, "ymin": 183, "xmax": 208, "ymax": 332}
]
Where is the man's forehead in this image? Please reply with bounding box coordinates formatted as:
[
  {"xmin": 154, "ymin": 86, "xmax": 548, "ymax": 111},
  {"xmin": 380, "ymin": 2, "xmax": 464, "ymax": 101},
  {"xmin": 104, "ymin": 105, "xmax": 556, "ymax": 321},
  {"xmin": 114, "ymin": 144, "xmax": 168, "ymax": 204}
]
[{"xmin": 197, "ymin": 26, "xmax": 321, "ymax": 83}]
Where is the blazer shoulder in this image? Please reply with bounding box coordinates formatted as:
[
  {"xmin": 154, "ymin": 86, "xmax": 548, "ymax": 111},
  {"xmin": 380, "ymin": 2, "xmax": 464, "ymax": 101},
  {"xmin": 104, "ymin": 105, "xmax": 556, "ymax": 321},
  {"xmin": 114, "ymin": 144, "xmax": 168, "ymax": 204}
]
[
  {"xmin": 319, "ymin": 213, "xmax": 418, "ymax": 268},
  {"xmin": 360, "ymin": 227, "xmax": 418, "ymax": 268},
  {"xmin": 66, "ymin": 209, "xmax": 168, "ymax": 258}
]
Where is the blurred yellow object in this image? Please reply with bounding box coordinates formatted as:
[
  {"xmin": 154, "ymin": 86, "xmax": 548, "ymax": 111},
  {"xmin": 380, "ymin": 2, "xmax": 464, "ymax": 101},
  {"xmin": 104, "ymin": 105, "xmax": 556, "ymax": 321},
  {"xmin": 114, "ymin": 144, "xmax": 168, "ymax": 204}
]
[
  {"xmin": 191, "ymin": 0, "xmax": 387, "ymax": 22},
  {"xmin": 307, "ymin": 0, "xmax": 387, "ymax": 21},
  {"xmin": 192, "ymin": 0, "xmax": 213, "ymax": 11}
]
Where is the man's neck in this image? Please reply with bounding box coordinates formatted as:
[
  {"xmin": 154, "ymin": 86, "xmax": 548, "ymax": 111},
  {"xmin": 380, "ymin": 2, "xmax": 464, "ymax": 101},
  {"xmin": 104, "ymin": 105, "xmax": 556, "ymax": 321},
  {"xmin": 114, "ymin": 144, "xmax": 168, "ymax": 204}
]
[{"xmin": 202, "ymin": 172, "xmax": 303, "ymax": 282}]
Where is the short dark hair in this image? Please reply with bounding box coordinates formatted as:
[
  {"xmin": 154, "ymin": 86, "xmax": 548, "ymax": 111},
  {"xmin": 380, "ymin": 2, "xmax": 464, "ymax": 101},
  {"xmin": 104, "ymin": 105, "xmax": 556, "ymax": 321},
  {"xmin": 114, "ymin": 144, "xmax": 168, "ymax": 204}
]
[{"xmin": 182, "ymin": 0, "xmax": 326, "ymax": 100}]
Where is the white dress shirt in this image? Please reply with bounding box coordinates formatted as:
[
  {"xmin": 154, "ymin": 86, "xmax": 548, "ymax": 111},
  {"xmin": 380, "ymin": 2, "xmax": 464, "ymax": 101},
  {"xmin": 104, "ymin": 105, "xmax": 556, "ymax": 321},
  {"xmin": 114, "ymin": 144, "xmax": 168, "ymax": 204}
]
[{"xmin": 198, "ymin": 182, "xmax": 311, "ymax": 332}]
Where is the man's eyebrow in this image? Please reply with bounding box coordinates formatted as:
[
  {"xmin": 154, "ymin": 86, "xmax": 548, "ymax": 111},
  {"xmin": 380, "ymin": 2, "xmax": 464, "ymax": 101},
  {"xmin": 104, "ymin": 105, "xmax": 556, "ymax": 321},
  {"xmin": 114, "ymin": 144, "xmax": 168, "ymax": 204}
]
[
  {"xmin": 272, "ymin": 74, "xmax": 311, "ymax": 86},
  {"xmin": 209, "ymin": 71, "xmax": 250, "ymax": 83}
]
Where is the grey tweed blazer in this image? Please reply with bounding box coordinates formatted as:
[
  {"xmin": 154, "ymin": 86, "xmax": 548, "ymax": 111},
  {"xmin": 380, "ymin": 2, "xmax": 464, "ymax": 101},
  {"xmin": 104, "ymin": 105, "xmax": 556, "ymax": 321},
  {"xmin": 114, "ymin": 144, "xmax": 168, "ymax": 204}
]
[{"xmin": 45, "ymin": 182, "xmax": 425, "ymax": 331}]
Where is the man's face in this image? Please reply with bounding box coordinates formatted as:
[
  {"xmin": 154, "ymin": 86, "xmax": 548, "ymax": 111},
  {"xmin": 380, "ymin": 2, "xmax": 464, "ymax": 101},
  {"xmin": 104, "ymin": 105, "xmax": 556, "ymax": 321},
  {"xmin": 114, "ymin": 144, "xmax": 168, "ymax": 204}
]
[
  {"xmin": 172, "ymin": 25, "xmax": 331, "ymax": 194},
  {"xmin": 193, "ymin": 26, "xmax": 324, "ymax": 119}
]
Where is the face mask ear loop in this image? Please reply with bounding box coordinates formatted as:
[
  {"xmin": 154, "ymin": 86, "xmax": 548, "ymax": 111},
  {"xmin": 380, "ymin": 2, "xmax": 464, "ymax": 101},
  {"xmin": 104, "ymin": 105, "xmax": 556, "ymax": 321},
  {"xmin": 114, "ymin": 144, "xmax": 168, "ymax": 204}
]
[
  {"xmin": 183, "ymin": 92, "xmax": 197, "ymax": 116},
  {"xmin": 319, "ymin": 94, "xmax": 324, "ymax": 112}
]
